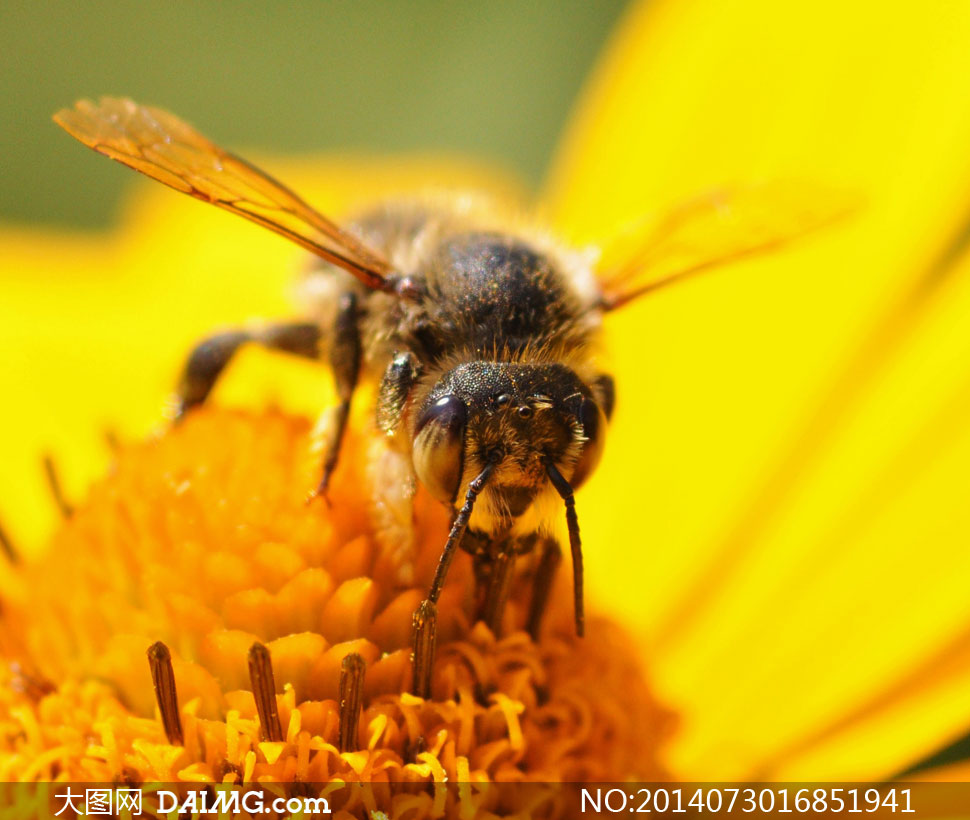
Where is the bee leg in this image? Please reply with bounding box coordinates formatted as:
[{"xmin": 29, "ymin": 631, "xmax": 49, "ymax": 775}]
[
  {"xmin": 177, "ymin": 321, "xmax": 322, "ymax": 419},
  {"xmin": 472, "ymin": 532, "xmax": 531, "ymax": 637},
  {"xmin": 480, "ymin": 547, "xmax": 516, "ymax": 637},
  {"xmin": 464, "ymin": 530, "xmax": 492, "ymax": 615},
  {"xmin": 311, "ymin": 293, "xmax": 362, "ymax": 499},
  {"xmin": 376, "ymin": 352, "xmax": 422, "ymax": 435},
  {"xmin": 527, "ymin": 537, "xmax": 562, "ymax": 641},
  {"xmin": 369, "ymin": 351, "xmax": 423, "ymax": 585}
]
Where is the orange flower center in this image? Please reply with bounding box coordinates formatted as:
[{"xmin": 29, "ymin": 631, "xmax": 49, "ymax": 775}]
[{"xmin": 0, "ymin": 407, "xmax": 673, "ymax": 796}]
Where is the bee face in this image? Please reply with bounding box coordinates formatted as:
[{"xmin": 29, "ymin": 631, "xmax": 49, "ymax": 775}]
[{"xmin": 412, "ymin": 361, "xmax": 606, "ymax": 523}]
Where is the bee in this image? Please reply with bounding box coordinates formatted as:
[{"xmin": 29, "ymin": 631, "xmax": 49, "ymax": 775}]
[{"xmin": 54, "ymin": 98, "xmax": 846, "ymax": 643}]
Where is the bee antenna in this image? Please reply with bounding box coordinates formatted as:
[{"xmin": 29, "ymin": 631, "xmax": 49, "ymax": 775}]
[
  {"xmin": 427, "ymin": 460, "xmax": 498, "ymax": 605},
  {"xmin": 546, "ymin": 462, "xmax": 584, "ymax": 637}
]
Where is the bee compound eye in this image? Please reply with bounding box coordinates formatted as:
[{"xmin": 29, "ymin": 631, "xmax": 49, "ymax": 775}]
[
  {"xmin": 413, "ymin": 395, "xmax": 468, "ymax": 504},
  {"xmin": 569, "ymin": 397, "xmax": 607, "ymax": 490}
]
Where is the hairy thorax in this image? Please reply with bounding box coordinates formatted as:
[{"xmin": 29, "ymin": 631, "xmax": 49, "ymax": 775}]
[{"xmin": 300, "ymin": 196, "xmax": 604, "ymax": 382}]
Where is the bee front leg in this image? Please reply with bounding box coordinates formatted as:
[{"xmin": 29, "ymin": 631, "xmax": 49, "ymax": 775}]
[
  {"xmin": 177, "ymin": 321, "xmax": 322, "ymax": 419},
  {"xmin": 479, "ymin": 547, "xmax": 516, "ymax": 636},
  {"xmin": 369, "ymin": 351, "xmax": 423, "ymax": 586},
  {"xmin": 474, "ymin": 532, "xmax": 537, "ymax": 637},
  {"xmin": 376, "ymin": 352, "xmax": 422, "ymax": 436},
  {"xmin": 310, "ymin": 292, "xmax": 362, "ymax": 499},
  {"xmin": 526, "ymin": 536, "xmax": 562, "ymax": 641}
]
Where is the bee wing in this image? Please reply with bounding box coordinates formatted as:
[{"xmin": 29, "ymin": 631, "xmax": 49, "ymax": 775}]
[
  {"xmin": 598, "ymin": 181, "xmax": 856, "ymax": 310},
  {"xmin": 53, "ymin": 97, "xmax": 395, "ymax": 292}
]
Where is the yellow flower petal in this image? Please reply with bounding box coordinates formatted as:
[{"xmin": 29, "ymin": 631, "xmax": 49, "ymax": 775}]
[
  {"xmin": 667, "ymin": 255, "xmax": 970, "ymax": 780},
  {"xmin": 543, "ymin": 0, "xmax": 970, "ymax": 778}
]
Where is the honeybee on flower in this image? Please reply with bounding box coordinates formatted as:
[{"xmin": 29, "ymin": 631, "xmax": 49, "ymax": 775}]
[{"xmin": 1, "ymin": 0, "xmax": 970, "ymax": 811}]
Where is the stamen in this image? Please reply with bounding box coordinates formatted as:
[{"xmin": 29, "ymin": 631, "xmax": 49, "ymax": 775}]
[
  {"xmin": 218, "ymin": 759, "xmax": 242, "ymax": 784},
  {"xmin": 404, "ymin": 734, "xmax": 426, "ymax": 764},
  {"xmin": 289, "ymin": 781, "xmax": 314, "ymax": 799},
  {"xmin": 527, "ymin": 538, "xmax": 562, "ymax": 640},
  {"xmin": 104, "ymin": 428, "xmax": 121, "ymax": 454},
  {"xmin": 247, "ymin": 642, "xmax": 283, "ymax": 742},
  {"xmin": 410, "ymin": 599, "xmax": 437, "ymax": 699},
  {"xmin": 119, "ymin": 766, "xmax": 142, "ymax": 787},
  {"xmin": 338, "ymin": 652, "xmax": 365, "ymax": 752},
  {"xmin": 146, "ymin": 641, "xmax": 183, "ymax": 745},
  {"xmin": 42, "ymin": 453, "xmax": 73, "ymax": 519},
  {"xmin": 482, "ymin": 549, "xmax": 515, "ymax": 636},
  {"xmin": 9, "ymin": 662, "xmax": 54, "ymax": 701},
  {"xmin": 0, "ymin": 518, "xmax": 20, "ymax": 564}
]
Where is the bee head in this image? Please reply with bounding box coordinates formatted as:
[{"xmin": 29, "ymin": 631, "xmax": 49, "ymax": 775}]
[{"xmin": 411, "ymin": 361, "xmax": 611, "ymax": 520}]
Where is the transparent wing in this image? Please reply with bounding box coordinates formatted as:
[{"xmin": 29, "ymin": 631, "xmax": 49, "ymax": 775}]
[
  {"xmin": 54, "ymin": 97, "xmax": 395, "ymax": 292},
  {"xmin": 598, "ymin": 181, "xmax": 857, "ymax": 310}
]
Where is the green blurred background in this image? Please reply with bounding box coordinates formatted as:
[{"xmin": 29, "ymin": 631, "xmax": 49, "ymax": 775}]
[{"xmin": 1, "ymin": 0, "xmax": 628, "ymax": 230}]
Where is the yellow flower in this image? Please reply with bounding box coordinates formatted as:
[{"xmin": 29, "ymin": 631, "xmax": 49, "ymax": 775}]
[
  {"xmin": 2, "ymin": 0, "xmax": 970, "ymax": 797},
  {"xmin": 547, "ymin": 0, "xmax": 970, "ymax": 781},
  {"xmin": 1, "ymin": 407, "xmax": 671, "ymax": 798}
]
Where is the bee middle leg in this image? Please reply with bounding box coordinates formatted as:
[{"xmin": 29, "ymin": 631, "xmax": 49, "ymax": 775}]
[
  {"xmin": 480, "ymin": 549, "xmax": 516, "ymax": 635},
  {"xmin": 311, "ymin": 292, "xmax": 362, "ymax": 498},
  {"xmin": 177, "ymin": 321, "xmax": 322, "ymax": 418}
]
